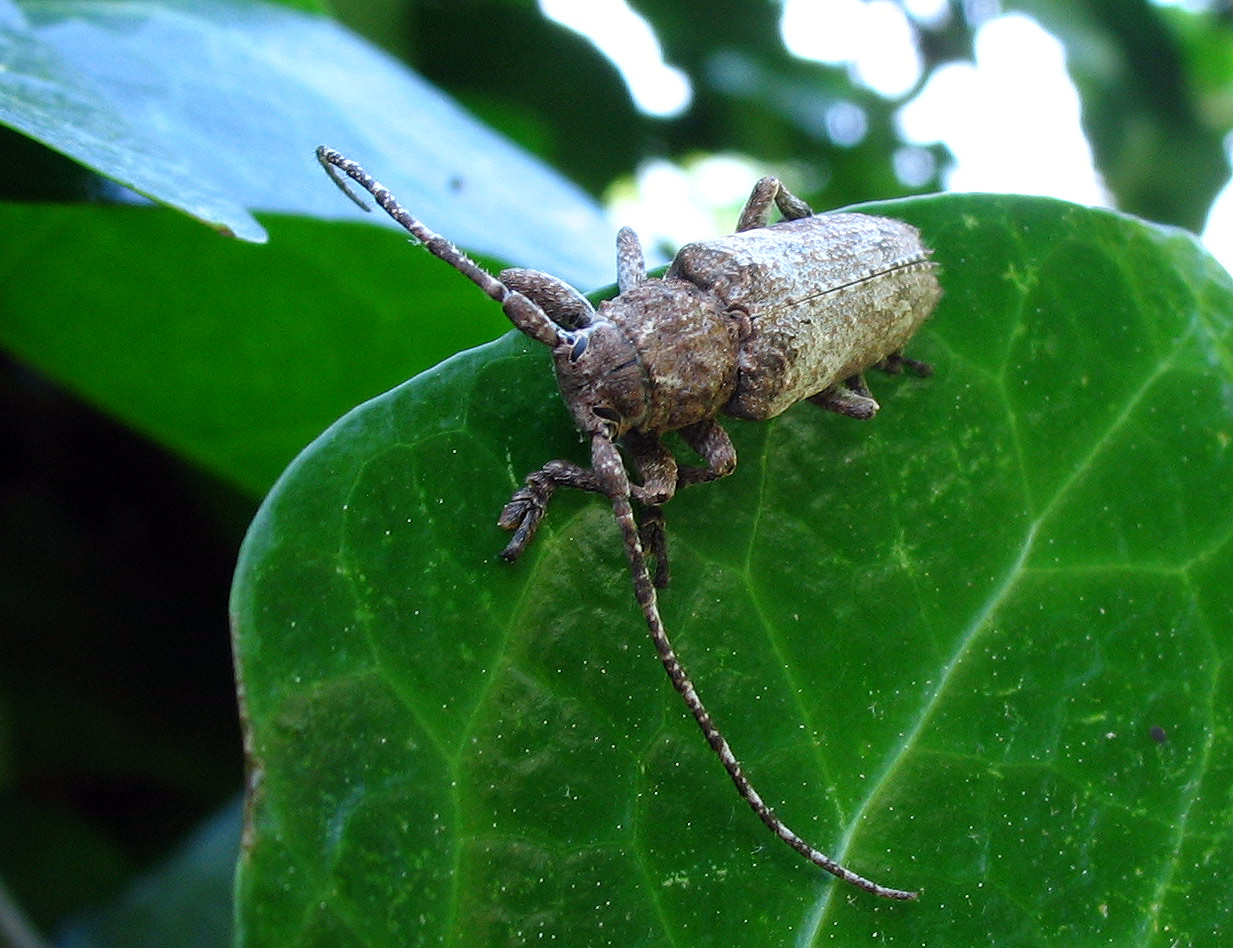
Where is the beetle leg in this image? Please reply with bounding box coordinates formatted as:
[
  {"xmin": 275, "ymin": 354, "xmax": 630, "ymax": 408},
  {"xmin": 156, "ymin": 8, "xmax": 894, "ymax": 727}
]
[
  {"xmin": 626, "ymin": 431, "xmax": 679, "ymax": 589},
  {"xmin": 625, "ymin": 431, "xmax": 678, "ymax": 506},
  {"xmin": 499, "ymin": 439, "xmax": 682, "ymax": 578},
  {"xmin": 877, "ymin": 350, "xmax": 933, "ymax": 377},
  {"xmin": 846, "ymin": 372, "xmax": 872, "ymax": 399},
  {"xmin": 616, "ymin": 226, "xmax": 648, "ymax": 291},
  {"xmin": 736, "ymin": 178, "xmax": 778, "ymax": 231},
  {"xmin": 637, "ymin": 507, "xmax": 670, "ymax": 589},
  {"xmin": 737, "ymin": 177, "xmax": 816, "ymax": 231},
  {"xmin": 808, "ymin": 379, "xmax": 880, "ymax": 420},
  {"xmin": 497, "ymin": 459, "xmax": 604, "ymax": 561},
  {"xmin": 676, "ymin": 419, "xmax": 737, "ymax": 487}
]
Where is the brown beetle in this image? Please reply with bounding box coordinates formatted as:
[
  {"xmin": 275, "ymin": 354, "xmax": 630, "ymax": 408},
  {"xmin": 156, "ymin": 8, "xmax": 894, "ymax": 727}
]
[{"xmin": 318, "ymin": 147, "xmax": 940, "ymax": 899}]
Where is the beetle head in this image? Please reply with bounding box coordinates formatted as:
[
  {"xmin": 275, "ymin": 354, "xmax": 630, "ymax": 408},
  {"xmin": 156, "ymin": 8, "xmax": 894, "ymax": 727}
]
[
  {"xmin": 500, "ymin": 268, "xmax": 649, "ymax": 438},
  {"xmin": 552, "ymin": 318, "xmax": 648, "ymax": 440}
]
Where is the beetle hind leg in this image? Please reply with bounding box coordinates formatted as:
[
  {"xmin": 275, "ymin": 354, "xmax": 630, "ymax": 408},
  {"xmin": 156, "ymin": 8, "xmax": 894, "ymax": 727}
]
[{"xmin": 808, "ymin": 374, "xmax": 880, "ymax": 420}]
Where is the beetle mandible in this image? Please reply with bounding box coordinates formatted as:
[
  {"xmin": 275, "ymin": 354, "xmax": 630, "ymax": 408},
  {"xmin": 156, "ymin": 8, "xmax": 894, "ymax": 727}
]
[{"xmin": 317, "ymin": 146, "xmax": 941, "ymax": 900}]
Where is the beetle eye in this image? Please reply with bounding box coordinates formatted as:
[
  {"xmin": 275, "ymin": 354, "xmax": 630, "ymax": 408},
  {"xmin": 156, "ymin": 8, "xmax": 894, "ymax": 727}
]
[
  {"xmin": 593, "ymin": 406, "xmax": 620, "ymax": 422},
  {"xmin": 569, "ymin": 334, "xmax": 589, "ymax": 362}
]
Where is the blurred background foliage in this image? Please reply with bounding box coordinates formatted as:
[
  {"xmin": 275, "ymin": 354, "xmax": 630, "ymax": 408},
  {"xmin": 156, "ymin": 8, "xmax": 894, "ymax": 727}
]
[{"xmin": 3, "ymin": 0, "xmax": 1233, "ymax": 944}]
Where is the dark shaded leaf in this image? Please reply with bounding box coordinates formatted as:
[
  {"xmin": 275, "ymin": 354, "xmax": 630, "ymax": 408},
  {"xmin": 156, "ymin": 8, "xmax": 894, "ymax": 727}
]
[
  {"xmin": 58, "ymin": 800, "xmax": 241, "ymax": 948},
  {"xmin": 0, "ymin": 204, "xmax": 514, "ymax": 495}
]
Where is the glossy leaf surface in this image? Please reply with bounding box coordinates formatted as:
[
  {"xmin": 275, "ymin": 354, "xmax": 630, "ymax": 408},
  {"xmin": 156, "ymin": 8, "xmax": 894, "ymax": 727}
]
[
  {"xmin": 1, "ymin": 0, "xmax": 612, "ymax": 284},
  {"xmin": 231, "ymin": 194, "xmax": 1233, "ymax": 945}
]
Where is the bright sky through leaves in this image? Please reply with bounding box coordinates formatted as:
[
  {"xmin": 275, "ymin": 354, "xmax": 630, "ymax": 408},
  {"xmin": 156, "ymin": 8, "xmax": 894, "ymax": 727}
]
[
  {"xmin": 896, "ymin": 13, "xmax": 1107, "ymax": 205},
  {"xmin": 537, "ymin": 0, "xmax": 691, "ymax": 116},
  {"xmin": 534, "ymin": 3, "xmax": 1233, "ymax": 284},
  {"xmin": 780, "ymin": 0, "xmax": 928, "ymax": 98},
  {"xmin": 539, "ymin": 4, "xmax": 1166, "ymax": 252}
]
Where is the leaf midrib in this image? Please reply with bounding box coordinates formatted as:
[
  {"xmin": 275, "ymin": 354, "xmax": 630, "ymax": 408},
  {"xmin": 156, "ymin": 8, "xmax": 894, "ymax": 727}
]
[{"xmin": 804, "ymin": 314, "xmax": 1199, "ymax": 936}]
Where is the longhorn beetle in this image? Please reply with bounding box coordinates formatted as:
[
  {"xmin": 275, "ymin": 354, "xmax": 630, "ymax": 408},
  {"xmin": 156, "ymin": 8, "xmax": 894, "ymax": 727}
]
[{"xmin": 317, "ymin": 146, "xmax": 941, "ymax": 900}]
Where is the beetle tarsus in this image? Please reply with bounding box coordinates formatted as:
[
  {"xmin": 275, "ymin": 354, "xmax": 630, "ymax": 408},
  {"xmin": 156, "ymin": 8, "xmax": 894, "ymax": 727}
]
[{"xmin": 878, "ymin": 352, "xmax": 933, "ymax": 377}]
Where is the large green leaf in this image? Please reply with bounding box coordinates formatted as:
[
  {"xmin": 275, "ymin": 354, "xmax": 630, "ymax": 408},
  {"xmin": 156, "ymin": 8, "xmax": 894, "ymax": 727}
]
[{"xmin": 230, "ymin": 193, "xmax": 1233, "ymax": 945}]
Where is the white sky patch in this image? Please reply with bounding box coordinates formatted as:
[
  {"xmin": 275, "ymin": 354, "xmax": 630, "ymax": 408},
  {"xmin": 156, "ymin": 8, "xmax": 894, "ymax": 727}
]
[
  {"xmin": 1150, "ymin": 0, "xmax": 1222, "ymax": 10},
  {"xmin": 897, "ymin": 13, "xmax": 1108, "ymax": 205},
  {"xmin": 780, "ymin": 0, "xmax": 924, "ymax": 98},
  {"xmin": 902, "ymin": 0, "xmax": 950, "ymax": 26},
  {"xmin": 538, "ymin": 0, "xmax": 691, "ymax": 117},
  {"xmin": 606, "ymin": 156, "xmax": 765, "ymax": 255},
  {"xmin": 1199, "ymin": 161, "xmax": 1233, "ymax": 276}
]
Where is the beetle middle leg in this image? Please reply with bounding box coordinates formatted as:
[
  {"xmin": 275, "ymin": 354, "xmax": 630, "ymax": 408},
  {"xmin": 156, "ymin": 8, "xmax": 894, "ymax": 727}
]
[{"xmin": 877, "ymin": 350, "xmax": 934, "ymax": 377}]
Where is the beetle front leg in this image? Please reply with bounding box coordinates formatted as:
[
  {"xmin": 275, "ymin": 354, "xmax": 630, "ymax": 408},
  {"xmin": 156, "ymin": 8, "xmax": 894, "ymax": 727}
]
[
  {"xmin": 736, "ymin": 177, "xmax": 816, "ymax": 232},
  {"xmin": 498, "ymin": 440, "xmax": 682, "ymax": 569},
  {"xmin": 497, "ymin": 459, "xmax": 604, "ymax": 561}
]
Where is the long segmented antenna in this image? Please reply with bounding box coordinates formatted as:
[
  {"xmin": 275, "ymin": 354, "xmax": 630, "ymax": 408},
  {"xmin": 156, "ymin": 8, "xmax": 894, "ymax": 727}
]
[
  {"xmin": 316, "ymin": 146, "xmax": 567, "ymax": 348},
  {"xmin": 587, "ymin": 435, "xmax": 918, "ymax": 901}
]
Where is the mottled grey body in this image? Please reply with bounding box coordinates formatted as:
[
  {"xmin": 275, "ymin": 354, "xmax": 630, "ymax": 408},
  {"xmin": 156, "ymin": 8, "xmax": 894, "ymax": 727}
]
[
  {"xmin": 673, "ymin": 214, "xmax": 940, "ymax": 419},
  {"xmin": 317, "ymin": 147, "xmax": 940, "ymax": 900}
]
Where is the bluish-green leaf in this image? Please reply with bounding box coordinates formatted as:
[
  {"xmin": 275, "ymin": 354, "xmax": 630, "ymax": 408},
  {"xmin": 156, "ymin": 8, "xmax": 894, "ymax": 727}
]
[
  {"xmin": 59, "ymin": 800, "xmax": 241, "ymax": 948},
  {"xmin": 3, "ymin": 0, "xmax": 612, "ymax": 285}
]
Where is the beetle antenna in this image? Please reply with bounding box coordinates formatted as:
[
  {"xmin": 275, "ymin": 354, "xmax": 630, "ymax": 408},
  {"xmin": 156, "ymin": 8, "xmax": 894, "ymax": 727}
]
[
  {"xmin": 316, "ymin": 147, "xmax": 567, "ymax": 348},
  {"xmin": 588, "ymin": 434, "xmax": 917, "ymax": 900}
]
